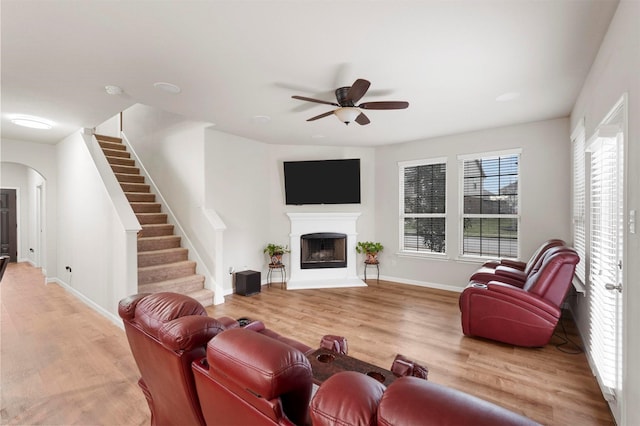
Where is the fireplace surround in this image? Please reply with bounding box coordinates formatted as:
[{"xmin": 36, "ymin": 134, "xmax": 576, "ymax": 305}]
[{"xmin": 287, "ymin": 212, "xmax": 366, "ymax": 290}]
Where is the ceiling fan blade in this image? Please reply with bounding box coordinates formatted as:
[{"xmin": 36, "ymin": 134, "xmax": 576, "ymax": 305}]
[
  {"xmin": 307, "ymin": 110, "xmax": 335, "ymax": 121},
  {"xmin": 358, "ymin": 101, "xmax": 409, "ymax": 110},
  {"xmin": 345, "ymin": 79, "xmax": 371, "ymax": 104},
  {"xmin": 292, "ymin": 95, "xmax": 339, "ymax": 107},
  {"xmin": 355, "ymin": 112, "xmax": 370, "ymax": 125}
]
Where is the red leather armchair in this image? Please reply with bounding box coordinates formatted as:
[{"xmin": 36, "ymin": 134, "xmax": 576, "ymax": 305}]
[
  {"xmin": 192, "ymin": 328, "xmax": 313, "ymax": 426},
  {"xmin": 118, "ymin": 292, "xmax": 227, "ymax": 426},
  {"xmin": 311, "ymin": 371, "xmax": 538, "ymax": 425},
  {"xmin": 460, "ymin": 246, "xmax": 579, "ymax": 347}
]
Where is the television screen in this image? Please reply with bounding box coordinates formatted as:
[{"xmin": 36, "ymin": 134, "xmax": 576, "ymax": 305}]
[{"xmin": 283, "ymin": 159, "xmax": 361, "ymax": 205}]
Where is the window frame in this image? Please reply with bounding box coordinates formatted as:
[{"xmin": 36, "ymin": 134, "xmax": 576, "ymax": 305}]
[
  {"xmin": 571, "ymin": 119, "xmax": 587, "ymax": 288},
  {"xmin": 457, "ymin": 149, "xmax": 522, "ymax": 261},
  {"xmin": 398, "ymin": 157, "xmax": 448, "ymax": 258}
]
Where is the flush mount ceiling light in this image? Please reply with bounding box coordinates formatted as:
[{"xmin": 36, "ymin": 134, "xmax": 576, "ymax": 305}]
[
  {"xmin": 496, "ymin": 91, "xmax": 521, "ymax": 102},
  {"xmin": 153, "ymin": 82, "xmax": 181, "ymax": 94},
  {"xmin": 10, "ymin": 115, "xmax": 53, "ymax": 130},
  {"xmin": 334, "ymin": 107, "xmax": 361, "ymax": 125},
  {"xmin": 105, "ymin": 85, "xmax": 123, "ymax": 95},
  {"xmin": 252, "ymin": 115, "xmax": 271, "ymax": 124}
]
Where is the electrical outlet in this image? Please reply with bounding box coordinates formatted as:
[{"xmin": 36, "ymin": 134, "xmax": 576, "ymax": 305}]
[
  {"xmin": 228, "ymin": 266, "xmax": 234, "ymax": 275},
  {"xmin": 65, "ymin": 266, "xmax": 72, "ymax": 272}
]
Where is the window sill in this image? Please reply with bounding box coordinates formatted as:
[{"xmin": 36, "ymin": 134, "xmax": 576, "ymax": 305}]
[
  {"xmin": 396, "ymin": 252, "xmax": 449, "ymax": 261},
  {"xmin": 572, "ymin": 276, "xmax": 586, "ymax": 294}
]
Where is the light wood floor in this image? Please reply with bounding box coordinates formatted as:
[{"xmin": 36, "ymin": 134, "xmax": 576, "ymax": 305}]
[{"xmin": 1, "ymin": 263, "xmax": 613, "ymax": 425}]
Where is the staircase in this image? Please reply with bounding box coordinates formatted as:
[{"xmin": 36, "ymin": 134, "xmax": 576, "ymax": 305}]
[{"xmin": 96, "ymin": 134, "xmax": 214, "ymax": 306}]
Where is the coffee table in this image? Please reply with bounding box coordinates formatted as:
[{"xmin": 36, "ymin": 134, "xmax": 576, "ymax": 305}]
[{"xmin": 306, "ymin": 348, "xmax": 397, "ymax": 387}]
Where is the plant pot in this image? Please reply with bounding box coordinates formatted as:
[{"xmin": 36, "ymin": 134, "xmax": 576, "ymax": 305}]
[
  {"xmin": 365, "ymin": 252, "xmax": 378, "ymax": 263},
  {"xmin": 271, "ymin": 253, "xmax": 283, "ymax": 265}
]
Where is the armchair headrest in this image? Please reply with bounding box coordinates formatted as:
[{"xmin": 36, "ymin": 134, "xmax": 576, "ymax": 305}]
[
  {"xmin": 524, "ymin": 246, "xmax": 579, "ymax": 305},
  {"xmin": 310, "ymin": 371, "xmax": 385, "ymax": 426},
  {"xmin": 118, "ymin": 292, "xmax": 210, "ymax": 341},
  {"xmin": 206, "ymin": 328, "xmax": 312, "ymax": 401}
]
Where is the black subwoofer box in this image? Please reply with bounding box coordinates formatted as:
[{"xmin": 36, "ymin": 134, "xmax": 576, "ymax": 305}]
[{"xmin": 235, "ymin": 270, "xmax": 261, "ymax": 296}]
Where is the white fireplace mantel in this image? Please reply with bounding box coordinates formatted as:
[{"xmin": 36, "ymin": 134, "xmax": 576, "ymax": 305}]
[{"xmin": 286, "ymin": 212, "xmax": 366, "ymax": 290}]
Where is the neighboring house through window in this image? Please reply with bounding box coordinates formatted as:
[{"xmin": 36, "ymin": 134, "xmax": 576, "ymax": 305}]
[
  {"xmin": 459, "ymin": 150, "xmax": 521, "ymax": 259},
  {"xmin": 399, "ymin": 158, "xmax": 447, "ymax": 255}
]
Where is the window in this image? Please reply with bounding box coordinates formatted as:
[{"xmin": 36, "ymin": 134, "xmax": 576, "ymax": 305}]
[
  {"xmin": 459, "ymin": 150, "xmax": 521, "ymax": 258},
  {"xmin": 399, "ymin": 158, "xmax": 446, "ymax": 255}
]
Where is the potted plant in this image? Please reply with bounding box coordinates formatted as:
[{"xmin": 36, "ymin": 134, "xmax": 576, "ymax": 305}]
[
  {"xmin": 356, "ymin": 241, "xmax": 384, "ymax": 263},
  {"xmin": 263, "ymin": 243, "xmax": 290, "ymax": 265}
]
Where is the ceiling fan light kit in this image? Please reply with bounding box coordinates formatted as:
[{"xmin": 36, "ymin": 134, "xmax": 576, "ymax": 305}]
[
  {"xmin": 292, "ymin": 78, "xmax": 409, "ymax": 126},
  {"xmin": 334, "ymin": 107, "xmax": 361, "ymax": 125}
]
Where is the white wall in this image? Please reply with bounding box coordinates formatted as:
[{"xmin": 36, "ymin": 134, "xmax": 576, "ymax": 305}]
[
  {"xmin": 56, "ymin": 131, "xmax": 133, "ymax": 322},
  {"xmin": 205, "ymin": 130, "xmax": 270, "ymax": 292},
  {"xmin": 0, "ymin": 138, "xmax": 58, "ymax": 277},
  {"xmin": 374, "ymin": 118, "xmax": 571, "ymax": 290},
  {"xmin": 570, "ymin": 1, "xmax": 639, "ymax": 424}
]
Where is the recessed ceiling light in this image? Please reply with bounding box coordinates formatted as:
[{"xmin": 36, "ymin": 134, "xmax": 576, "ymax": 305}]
[
  {"xmin": 153, "ymin": 82, "xmax": 181, "ymax": 94},
  {"xmin": 252, "ymin": 115, "xmax": 271, "ymax": 124},
  {"xmin": 311, "ymin": 134, "xmax": 326, "ymax": 139},
  {"xmin": 496, "ymin": 92, "xmax": 521, "ymax": 102},
  {"xmin": 10, "ymin": 115, "xmax": 53, "ymax": 130},
  {"xmin": 105, "ymin": 85, "xmax": 123, "ymax": 95}
]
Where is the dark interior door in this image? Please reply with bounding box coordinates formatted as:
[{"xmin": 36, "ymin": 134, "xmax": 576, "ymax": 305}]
[{"xmin": 0, "ymin": 189, "xmax": 18, "ymax": 262}]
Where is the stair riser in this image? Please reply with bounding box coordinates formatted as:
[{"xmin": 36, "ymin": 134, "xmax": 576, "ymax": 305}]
[
  {"xmin": 191, "ymin": 292, "xmax": 214, "ymax": 307},
  {"xmin": 121, "ymin": 183, "xmax": 151, "ymax": 193},
  {"xmin": 126, "ymin": 193, "xmax": 155, "ymax": 203},
  {"xmin": 137, "ymin": 213, "xmax": 168, "ymax": 224},
  {"xmin": 99, "ymin": 141, "xmax": 126, "ymax": 151},
  {"xmin": 138, "ymin": 249, "xmax": 188, "ymax": 267},
  {"xmin": 95, "ymin": 135, "xmax": 122, "ymax": 143},
  {"xmin": 107, "ymin": 157, "xmax": 135, "ymax": 167},
  {"xmin": 116, "ymin": 174, "xmax": 145, "ymax": 184},
  {"xmin": 138, "ymin": 262, "xmax": 197, "ymax": 284},
  {"xmin": 139, "ymin": 276, "xmax": 206, "ymax": 295},
  {"xmin": 132, "ymin": 203, "xmax": 161, "ymax": 213},
  {"xmin": 138, "ymin": 237, "xmax": 181, "ymax": 251},
  {"xmin": 139, "ymin": 225, "xmax": 174, "ymax": 238},
  {"xmin": 111, "ymin": 165, "xmax": 140, "ymax": 174},
  {"xmin": 103, "ymin": 149, "xmax": 130, "ymax": 159}
]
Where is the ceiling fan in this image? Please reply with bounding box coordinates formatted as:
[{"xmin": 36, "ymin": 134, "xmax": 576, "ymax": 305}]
[{"xmin": 291, "ymin": 78, "xmax": 409, "ymax": 125}]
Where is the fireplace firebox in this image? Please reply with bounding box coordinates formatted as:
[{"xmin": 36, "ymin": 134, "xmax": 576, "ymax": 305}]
[{"xmin": 301, "ymin": 233, "xmax": 347, "ymax": 269}]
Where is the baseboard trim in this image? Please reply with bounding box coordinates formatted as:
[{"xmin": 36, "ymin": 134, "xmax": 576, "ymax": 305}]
[
  {"xmin": 377, "ymin": 275, "xmax": 463, "ymax": 293},
  {"xmin": 50, "ymin": 278, "xmax": 124, "ymax": 330}
]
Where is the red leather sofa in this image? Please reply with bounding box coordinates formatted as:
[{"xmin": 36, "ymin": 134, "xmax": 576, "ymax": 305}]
[
  {"xmin": 469, "ymin": 239, "xmax": 565, "ymax": 287},
  {"xmin": 120, "ymin": 292, "xmax": 539, "ymax": 425},
  {"xmin": 460, "ymin": 245, "xmax": 579, "ymax": 347}
]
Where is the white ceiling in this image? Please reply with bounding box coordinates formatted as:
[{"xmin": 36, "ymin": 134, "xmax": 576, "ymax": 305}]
[{"xmin": 1, "ymin": 0, "xmax": 618, "ymax": 147}]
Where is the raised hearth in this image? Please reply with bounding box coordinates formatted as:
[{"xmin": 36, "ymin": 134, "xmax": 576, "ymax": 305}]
[{"xmin": 287, "ymin": 213, "xmax": 366, "ymax": 290}]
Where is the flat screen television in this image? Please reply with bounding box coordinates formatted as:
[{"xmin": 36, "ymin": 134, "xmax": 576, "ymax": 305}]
[{"xmin": 283, "ymin": 159, "xmax": 361, "ymax": 205}]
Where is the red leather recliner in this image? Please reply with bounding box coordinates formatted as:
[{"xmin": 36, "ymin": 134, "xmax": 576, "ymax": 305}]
[
  {"xmin": 192, "ymin": 328, "xmax": 313, "ymax": 426},
  {"xmin": 310, "ymin": 371, "xmax": 539, "ymax": 425},
  {"xmin": 459, "ymin": 246, "xmax": 579, "ymax": 347},
  {"xmin": 470, "ymin": 239, "xmax": 566, "ymax": 287},
  {"xmin": 118, "ymin": 292, "xmax": 227, "ymax": 426}
]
